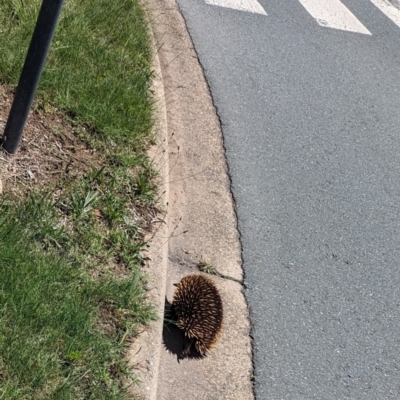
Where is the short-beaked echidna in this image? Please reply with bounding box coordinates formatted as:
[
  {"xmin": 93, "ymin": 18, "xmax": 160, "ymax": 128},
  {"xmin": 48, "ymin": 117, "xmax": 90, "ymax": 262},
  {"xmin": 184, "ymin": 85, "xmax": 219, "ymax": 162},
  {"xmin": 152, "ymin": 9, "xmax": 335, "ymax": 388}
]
[{"xmin": 172, "ymin": 274, "xmax": 223, "ymax": 358}]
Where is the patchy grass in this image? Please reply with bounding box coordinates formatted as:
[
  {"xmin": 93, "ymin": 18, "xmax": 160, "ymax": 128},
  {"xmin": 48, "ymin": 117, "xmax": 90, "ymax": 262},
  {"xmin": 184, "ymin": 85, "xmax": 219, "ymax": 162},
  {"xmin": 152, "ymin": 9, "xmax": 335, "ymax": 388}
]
[
  {"xmin": 0, "ymin": 200, "xmax": 153, "ymax": 399},
  {"xmin": 0, "ymin": 0, "xmax": 158, "ymax": 398}
]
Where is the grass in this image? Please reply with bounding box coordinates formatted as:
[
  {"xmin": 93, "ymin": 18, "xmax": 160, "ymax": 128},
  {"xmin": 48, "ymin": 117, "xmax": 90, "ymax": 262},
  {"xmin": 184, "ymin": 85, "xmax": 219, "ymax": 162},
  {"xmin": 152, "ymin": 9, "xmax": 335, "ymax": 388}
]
[
  {"xmin": 0, "ymin": 200, "xmax": 153, "ymax": 399},
  {"xmin": 0, "ymin": 0, "xmax": 158, "ymax": 398},
  {"xmin": 0, "ymin": 0, "xmax": 154, "ymax": 145}
]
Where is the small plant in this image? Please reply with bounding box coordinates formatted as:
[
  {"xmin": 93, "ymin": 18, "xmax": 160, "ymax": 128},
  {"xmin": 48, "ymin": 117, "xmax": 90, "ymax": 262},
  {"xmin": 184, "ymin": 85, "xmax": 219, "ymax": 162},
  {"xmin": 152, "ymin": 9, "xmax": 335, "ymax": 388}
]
[
  {"xmin": 71, "ymin": 190, "xmax": 98, "ymax": 218},
  {"xmin": 134, "ymin": 170, "xmax": 156, "ymax": 204},
  {"xmin": 197, "ymin": 260, "xmax": 216, "ymax": 275},
  {"xmin": 66, "ymin": 350, "xmax": 84, "ymax": 362},
  {"xmin": 103, "ymin": 192, "xmax": 126, "ymax": 225}
]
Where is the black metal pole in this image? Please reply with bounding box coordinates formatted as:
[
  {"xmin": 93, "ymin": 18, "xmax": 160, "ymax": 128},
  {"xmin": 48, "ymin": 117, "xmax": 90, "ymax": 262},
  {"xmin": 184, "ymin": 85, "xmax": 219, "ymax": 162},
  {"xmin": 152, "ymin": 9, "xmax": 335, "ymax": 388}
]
[{"xmin": 1, "ymin": 0, "xmax": 65, "ymax": 154}]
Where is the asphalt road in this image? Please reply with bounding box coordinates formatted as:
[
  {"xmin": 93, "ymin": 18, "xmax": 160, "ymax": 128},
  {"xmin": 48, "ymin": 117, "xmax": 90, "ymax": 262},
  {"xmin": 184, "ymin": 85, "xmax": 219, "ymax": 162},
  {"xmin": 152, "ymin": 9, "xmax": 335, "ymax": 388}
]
[{"xmin": 174, "ymin": 0, "xmax": 400, "ymax": 398}]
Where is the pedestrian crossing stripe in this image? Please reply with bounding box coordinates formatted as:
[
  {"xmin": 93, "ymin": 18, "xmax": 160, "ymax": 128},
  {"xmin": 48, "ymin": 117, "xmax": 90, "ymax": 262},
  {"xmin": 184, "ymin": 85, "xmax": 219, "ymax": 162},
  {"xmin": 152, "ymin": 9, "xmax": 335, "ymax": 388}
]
[
  {"xmin": 370, "ymin": 0, "xmax": 400, "ymax": 29},
  {"xmin": 205, "ymin": 0, "xmax": 400, "ymax": 34},
  {"xmin": 298, "ymin": 0, "xmax": 371, "ymax": 35},
  {"xmin": 205, "ymin": 0, "xmax": 267, "ymax": 15}
]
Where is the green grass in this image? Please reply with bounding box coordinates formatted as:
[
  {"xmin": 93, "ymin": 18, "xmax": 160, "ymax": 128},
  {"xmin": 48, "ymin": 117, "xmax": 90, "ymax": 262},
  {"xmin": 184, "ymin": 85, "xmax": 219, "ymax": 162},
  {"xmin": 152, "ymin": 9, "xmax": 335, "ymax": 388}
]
[
  {"xmin": 0, "ymin": 199, "xmax": 153, "ymax": 399},
  {"xmin": 0, "ymin": 0, "xmax": 154, "ymax": 145},
  {"xmin": 0, "ymin": 0, "xmax": 158, "ymax": 398}
]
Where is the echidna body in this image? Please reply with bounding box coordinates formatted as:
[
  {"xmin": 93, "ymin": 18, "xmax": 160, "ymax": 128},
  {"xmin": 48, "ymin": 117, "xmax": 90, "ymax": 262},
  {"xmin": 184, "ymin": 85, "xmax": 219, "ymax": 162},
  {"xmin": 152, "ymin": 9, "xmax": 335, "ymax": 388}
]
[{"xmin": 172, "ymin": 274, "xmax": 223, "ymax": 358}]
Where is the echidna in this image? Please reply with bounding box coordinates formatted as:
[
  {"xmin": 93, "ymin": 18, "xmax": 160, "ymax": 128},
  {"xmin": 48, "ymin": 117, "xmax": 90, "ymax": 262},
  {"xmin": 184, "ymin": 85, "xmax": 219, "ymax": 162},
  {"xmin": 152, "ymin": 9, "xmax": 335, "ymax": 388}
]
[{"xmin": 171, "ymin": 274, "xmax": 223, "ymax": 359}]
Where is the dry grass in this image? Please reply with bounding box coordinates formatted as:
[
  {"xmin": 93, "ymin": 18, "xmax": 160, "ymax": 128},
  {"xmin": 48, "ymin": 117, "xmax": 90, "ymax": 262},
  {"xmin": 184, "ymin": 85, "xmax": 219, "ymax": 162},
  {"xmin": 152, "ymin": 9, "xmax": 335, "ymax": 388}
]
[{"xmin": 0, "ymin": 84, "xmax": 97, "ymax": 196}]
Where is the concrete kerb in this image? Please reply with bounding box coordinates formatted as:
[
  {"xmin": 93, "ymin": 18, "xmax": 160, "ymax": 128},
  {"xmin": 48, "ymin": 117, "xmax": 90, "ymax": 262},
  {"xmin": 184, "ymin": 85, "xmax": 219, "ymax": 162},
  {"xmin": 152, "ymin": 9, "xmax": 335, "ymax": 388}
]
[
  {"xmin": 127, "ymin": 14, "xmax": 170, "ymax": 399},
  {"xmin": 389, "ymin": 0, "xmax": 400, "ymax": 9}
]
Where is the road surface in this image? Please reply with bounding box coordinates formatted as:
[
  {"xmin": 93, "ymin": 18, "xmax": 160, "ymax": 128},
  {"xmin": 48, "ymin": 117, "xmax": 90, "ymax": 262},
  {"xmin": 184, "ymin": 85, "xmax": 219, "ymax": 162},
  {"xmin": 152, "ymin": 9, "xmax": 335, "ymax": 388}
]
[{"xmin": 175, "ymin": 0, "xmax": 400, "ymax": 398}]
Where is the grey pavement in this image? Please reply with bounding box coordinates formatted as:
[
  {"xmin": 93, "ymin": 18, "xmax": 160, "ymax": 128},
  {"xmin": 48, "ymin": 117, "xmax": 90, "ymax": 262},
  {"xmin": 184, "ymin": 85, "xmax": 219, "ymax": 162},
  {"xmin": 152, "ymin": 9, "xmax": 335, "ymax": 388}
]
[{"xmin": 174, "ymin": 0, "xmax": 400, "ymax": 398}]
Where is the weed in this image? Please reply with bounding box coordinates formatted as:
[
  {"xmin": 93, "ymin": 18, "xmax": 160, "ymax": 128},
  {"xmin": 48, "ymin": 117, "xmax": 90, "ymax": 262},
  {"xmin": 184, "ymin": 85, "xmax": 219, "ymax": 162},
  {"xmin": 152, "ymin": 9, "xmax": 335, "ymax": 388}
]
[
  {"xmin": 197, "ymin": 261, "xmax": 217, "ymax": 275},
  {"xmin": 71, "ymin": 190, "xmax": 98, "ymax": 218}
]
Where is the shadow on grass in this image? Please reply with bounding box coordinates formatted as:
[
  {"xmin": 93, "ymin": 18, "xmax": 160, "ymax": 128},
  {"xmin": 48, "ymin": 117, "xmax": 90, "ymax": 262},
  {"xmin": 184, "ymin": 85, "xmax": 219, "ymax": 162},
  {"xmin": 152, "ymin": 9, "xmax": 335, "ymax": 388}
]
[{"xmin": 162, "ymin": 297, "xmax": 204, "ymax": 362}]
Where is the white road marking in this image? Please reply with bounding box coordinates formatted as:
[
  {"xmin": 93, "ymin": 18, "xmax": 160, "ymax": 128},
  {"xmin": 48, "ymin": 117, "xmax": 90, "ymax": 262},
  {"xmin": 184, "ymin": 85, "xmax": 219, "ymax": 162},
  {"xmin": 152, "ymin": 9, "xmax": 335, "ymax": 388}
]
[
  {"xmin": 298, "ymin": 0, "xmax": 371, "ymax": 35},
  {"xmin": 369, "ymin": 0, "xmax": 400, "ymax": 28},
  {"xmin": 205, "ymin": 0, "xmax": 267, "ymax": 15}
]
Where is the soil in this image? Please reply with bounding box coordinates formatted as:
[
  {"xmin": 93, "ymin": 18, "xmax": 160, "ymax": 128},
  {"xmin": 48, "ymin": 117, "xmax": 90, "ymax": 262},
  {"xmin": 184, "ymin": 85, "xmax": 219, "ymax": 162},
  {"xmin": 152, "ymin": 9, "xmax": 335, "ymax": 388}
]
[{"xmin": 0, "ymin": 83, "xmax": 98, "ymax": 197}]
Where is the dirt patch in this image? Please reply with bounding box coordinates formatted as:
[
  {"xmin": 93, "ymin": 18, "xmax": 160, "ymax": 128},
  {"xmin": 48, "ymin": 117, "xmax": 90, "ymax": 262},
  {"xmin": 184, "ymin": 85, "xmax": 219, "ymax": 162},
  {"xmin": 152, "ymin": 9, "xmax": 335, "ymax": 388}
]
[{"xmin": 0, "ymin": 84, "xmax": 98, "ymax": 197}]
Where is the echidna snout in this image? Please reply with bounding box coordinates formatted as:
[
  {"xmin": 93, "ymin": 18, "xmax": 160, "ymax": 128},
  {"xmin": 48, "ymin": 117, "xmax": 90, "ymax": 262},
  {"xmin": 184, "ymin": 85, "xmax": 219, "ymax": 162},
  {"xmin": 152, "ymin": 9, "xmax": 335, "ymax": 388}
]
[{"xmin": 171, "ymin": 274, "xmax": 223, "ymax": 358}]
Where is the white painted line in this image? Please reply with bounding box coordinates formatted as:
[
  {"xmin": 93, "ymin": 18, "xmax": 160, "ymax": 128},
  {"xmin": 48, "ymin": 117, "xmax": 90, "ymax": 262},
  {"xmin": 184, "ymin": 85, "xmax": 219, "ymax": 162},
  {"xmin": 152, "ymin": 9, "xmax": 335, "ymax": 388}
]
[
  {"xmin": 298, "ymin": 0, "xmax": 371, "ymax": 35},
  {"xmin": 369, "ymin": 0, "xmax": 400, "ymax": 28},
  {"xmin": 205, "ymin": 0, "xmax": 267, "ymax": 15}
]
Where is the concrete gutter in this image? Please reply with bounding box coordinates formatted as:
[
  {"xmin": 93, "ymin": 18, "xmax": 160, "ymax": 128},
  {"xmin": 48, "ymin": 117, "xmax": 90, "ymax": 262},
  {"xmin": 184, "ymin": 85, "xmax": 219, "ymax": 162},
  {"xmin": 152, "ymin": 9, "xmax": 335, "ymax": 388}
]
[{"xmin": 129, "ymin": 0, "xmax": 254, "ymax": 398}]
